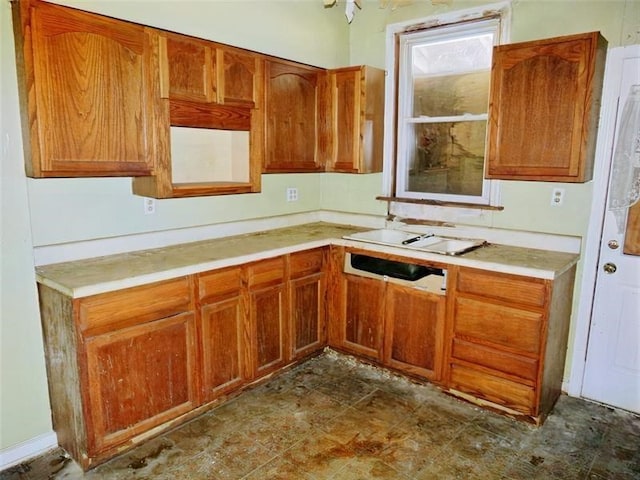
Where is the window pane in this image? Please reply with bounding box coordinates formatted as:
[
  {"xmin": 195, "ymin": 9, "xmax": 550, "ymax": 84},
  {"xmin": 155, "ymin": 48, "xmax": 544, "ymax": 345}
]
[
  {"xmin": 407, "ymin": 121, "xmax": 486, "ymax": 196},
  {"xmin": 413, "ymin": 71, "xmax": 490, "ymax": 117}
]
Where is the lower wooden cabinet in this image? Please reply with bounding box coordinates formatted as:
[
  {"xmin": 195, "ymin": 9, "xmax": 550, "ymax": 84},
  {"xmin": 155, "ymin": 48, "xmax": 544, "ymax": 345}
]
[
  {"xmin": 36, "ymin": 243, "xmax": 576, "ymax": 470},
  {"xmin": 197, "ymin": 266, "xmax": 246, "ymax": 401},
  {"xmin": 246, "ymin": 256, "xmax": 289, "ymax": 379},
  {"xmin": 38, "ymin": 277, "xmax": 196, "ymax": 469},
  {"xmin": 341, "ymin": 274, "xmax": 385, "ymax": 360},
  {"xmin": 383, "ymin": 283, "xmax": 445, "ymax": 382},
  {"xmin": 83, "ymin": 312, "xmax": 197, "ymax": 453},
  {"xmin": 290, "ymin": 249, "xmax": 327, "ymax": 359},
  {"xmin": 444, "ymin": 265, "xmax": 577, "ymax": 423},
  {"xmin": 332, "ymin": 248, "xmax": 447, "ymax": 380}
]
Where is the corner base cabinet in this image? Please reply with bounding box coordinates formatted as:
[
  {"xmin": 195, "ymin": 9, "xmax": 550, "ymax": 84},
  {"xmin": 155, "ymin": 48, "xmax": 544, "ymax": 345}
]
[{"xmin": 444, "ymin": 265, "xmax": 577, "ymax": 424}]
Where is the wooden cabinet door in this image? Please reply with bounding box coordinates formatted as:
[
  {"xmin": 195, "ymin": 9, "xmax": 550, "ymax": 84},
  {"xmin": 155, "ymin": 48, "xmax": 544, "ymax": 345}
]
[
  {"xmin": 246, "ymin": 256, "xmax": 288, "ymax": 379},
  {"xmin": 201, "ymin": 298, "xmax": 245, "ymax": 400},
  {"xmin": 251, "ymin": 283, "xmax": 288, "ymax": 378},
  {"xmin": 18, "ymin": 1, "xmax": 158, "ymax": 177},
  {"xmin": 159, "ymin": 32, "xmax": 216, "ymax": 102},
  {"xmin": 291, "ymin": 273, "xmax": 325, "ymax": 359},
  {"xmin": 486, "ymin": 32, "xmax": 606, "ymax": 182},
  {"xmin": 217, "ymin": 47, "xmax": 262, "ymax": 107},
  {"xmin": 82, "ymin": 312, "xmax": 197, "ymax": 454},
  {"xmin": 341, "ymin": 274, "xmax": 385, "ymax": 360},
  {"xmin": 264, "ymin": 59, "xmax": 324, "ymax": 172},
  {"xmin": 383, "ymin": 284, "xmax": 445, "ymax": 381},
  {"xmin": 290, "ymin": 248, "xmax": 326, "ymax": 359},
  {"xmin": 326, "ymin": 66, "xmax": 384, "ymax": 173},
  {"xmin": 198, "ymin": 267, "xmax": 245, "ymax": 401}
]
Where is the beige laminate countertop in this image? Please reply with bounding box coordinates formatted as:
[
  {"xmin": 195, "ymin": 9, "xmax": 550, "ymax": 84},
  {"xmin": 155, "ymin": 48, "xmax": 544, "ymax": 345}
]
[{"xmin": 36, "ymin": 222, "xmax": 579, "ymax": 298}]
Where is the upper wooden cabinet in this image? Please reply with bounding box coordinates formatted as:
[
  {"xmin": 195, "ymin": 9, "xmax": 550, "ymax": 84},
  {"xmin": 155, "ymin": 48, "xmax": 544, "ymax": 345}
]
[
  {"xmin": 325, "ymin": 66, "xmax": 385, "ymax": 173},
  {"xmin": 217, "ymin": 46, "xmax": 262, "ymax": 108},
  {"xmin": 486, "ymin": 32, "xmax": 607, "ymax": 182},
  {"xmin": 263, "ymin": 59, "xmax": 325, "ymax": 172},
  {"xmin": 159, "ymin": 33, "xmax": 216, "ymax": 103},
  {"xmin": 12, "ymin": 0, "xmax": 160, "ymax": 177},
  {"xmin": 158, "ymin": 33, "xmax": 261, "ymax": 108}
]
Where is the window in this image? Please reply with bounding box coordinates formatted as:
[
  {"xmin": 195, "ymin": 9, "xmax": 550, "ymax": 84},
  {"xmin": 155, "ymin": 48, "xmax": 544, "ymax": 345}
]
[{"xmin": 392, "ymin": 14, "xmax": 506, "ymax": 206}]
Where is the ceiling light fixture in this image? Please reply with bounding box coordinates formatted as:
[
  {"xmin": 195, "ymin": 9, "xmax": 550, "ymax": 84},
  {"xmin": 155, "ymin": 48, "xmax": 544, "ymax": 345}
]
[{"xmin": 325, "ymin": 0, "xmax": 450, "ymax": 24}]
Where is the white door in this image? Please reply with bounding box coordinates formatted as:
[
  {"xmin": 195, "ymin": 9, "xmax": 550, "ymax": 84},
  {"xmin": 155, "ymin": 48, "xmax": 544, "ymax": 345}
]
[{"xmin": 582, "ymin": 50, "xmax": 640, "ymax": 414}]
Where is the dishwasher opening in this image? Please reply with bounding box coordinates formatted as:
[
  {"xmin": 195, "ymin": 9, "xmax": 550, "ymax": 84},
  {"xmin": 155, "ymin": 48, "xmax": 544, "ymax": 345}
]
[{"xmin": 344, "ymin": 253, "xmax": 446, "ymax": 295}]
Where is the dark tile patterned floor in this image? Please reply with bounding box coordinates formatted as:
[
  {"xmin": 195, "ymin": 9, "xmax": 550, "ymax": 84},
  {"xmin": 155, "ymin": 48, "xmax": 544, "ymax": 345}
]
[{"xmin": 2, "ymin": 350, "xmax": 639, "ymax": 479}]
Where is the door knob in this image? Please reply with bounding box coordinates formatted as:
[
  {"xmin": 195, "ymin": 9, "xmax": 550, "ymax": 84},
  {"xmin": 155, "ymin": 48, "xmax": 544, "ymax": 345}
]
[
  {"xmin": 607, "ymin": 239, "xmax": 619, "ymax": 250},
  {"xmin": 603, "ymin": 262, "xmax": 617, "ymax": 274}
]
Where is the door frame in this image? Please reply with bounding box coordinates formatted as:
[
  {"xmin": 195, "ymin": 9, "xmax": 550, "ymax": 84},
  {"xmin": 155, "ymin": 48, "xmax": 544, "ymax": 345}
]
[{"xmin": 567, "ymin": 45, "xmax": 640, "ymax": 397}]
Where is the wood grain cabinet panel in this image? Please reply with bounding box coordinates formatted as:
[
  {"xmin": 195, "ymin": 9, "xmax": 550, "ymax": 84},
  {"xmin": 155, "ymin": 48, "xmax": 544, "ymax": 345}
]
[
  {"xmin": 445, "ymin": 265, "xmax": 577, "ymax": 423},
  {"xmin": 383, "ymin": 284, "xmax": 445, "ymax": 381},
  {"xmin": 12, "ymin": 0, "xmax": 159, "ymax": 177},
  {"xmin": 83, "ymin": 312, "xmax": 197, "ymax": 454},
  {"xmin": 197, "ymin": 267, "xmax": 245, "ymax": 401},
  {"xmin": 251, "ymin": 283, "xmax": 288, "ymax": 378},
  {"xmin": 325, "ymin": 66, "xmax": 385, "ymax": 173},
  {"xmin": 159, "ymin": 33, "xmax": 216, "ymax": 102},
  {"xmin": 290, "ymin": 249, "xmax": 326, "ymax": 359},
  {"xmin": 245, "ymin": 256, "xmax": 289, "ymax": 379},
  {"xmin": 486, "ymin": 32, "xmax": 607, "ymax": 182},
  {"xmin": 217, "ymin": 47, "xmax": 262, "ymax": 107},
  {"xmin": 341, "ymin": 274, "xmax": 385, "ymax": 360},
  {"xmin": 263, "ymin": 59, "xmax": 324, "ymax": 172}
]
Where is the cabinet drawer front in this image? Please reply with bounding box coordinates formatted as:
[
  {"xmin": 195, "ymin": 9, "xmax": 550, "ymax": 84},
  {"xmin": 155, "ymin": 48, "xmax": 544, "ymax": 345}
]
[
  {"xmin": 246, "ymin": 256, "xmax": 285, "ymax": 289},
  {"xmin": 78, "ymin": 277, "xmax": 192, "ymax": 335},
  {"xmin": 454, "ymin": 297, "xmax": 542, "ymax": 354},
  {"xmin": 457, "ymin": 268, "xmax": 547, "ymax": 307},
  {"xmin": 451, "ymin": 339, "xmax": 538, "ymax": 382},
  {"xmin": 450, "ymin": 364, "xmax": 535, "ymax": 415},
  {"xmin": 198, "ymin": 267, "xmax": 242, "ymax": 303},
  {"xmin": 290, "ymin": 248, "xmax": 324, "ymax": 279}
]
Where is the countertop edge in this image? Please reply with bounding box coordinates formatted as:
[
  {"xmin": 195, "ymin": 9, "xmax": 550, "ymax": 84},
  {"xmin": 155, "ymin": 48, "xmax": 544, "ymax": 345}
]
[{"xmin": 36, "ymin": 230, "xmax": 580, "ymax": 298}]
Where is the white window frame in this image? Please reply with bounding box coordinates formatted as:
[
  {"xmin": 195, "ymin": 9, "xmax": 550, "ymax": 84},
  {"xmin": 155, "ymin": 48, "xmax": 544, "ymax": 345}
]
[{"xmin": 382, "ymin": 2, "xmax": 511, "ymax": 208}]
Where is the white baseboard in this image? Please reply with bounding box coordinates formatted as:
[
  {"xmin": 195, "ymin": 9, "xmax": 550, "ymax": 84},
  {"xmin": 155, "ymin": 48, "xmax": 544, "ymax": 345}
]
[{"xmin": 0, "ymin": 431, "xmax": 58, "ymax": 471}]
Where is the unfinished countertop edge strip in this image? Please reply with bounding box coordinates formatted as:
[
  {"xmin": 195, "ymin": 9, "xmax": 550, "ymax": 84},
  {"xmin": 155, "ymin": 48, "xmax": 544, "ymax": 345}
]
[{"xmin": 35, "ymin": 222, "xmax": 580, "ymax": 299}]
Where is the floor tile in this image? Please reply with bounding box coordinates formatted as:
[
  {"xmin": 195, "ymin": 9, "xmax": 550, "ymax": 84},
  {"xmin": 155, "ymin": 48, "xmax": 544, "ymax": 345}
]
[{"xmin": 2, "ymin": 351, "xmax": 639, "ymax": 480}]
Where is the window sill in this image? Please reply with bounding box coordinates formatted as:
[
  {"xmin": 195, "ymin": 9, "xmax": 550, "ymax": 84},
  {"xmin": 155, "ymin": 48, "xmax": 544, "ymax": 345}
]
[{"xmin": 376, "ymin": 196, "xmax": 504, "ymax": 211}]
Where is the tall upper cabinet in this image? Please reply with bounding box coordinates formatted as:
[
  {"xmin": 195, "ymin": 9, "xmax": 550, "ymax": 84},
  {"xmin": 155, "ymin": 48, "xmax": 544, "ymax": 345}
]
[
  {"xmin": 12, "ymin": 0, "xmax": 161, "ymax": 177},
  {"xmin": 486, "ymin": 32, "xmax": 607, "ymax": 182},
  {"xmin": 263, "ymin": 59, "xmax": 325, "ymax": 173},
  {"xmin": 325, "ymin": 66, "xmax": 385, "ymax": 174}
]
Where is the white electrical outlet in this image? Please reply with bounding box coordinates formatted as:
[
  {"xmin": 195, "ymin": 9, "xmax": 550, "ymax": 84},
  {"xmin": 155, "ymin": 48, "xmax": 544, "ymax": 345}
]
[
  {"xmin": 144, "ymin": 197, "xmax": 156, "ymax": 215},
  {"xmin": 286, "ymin": 187, "xmax": 298, "ymax": 202},
  {"xmin": 551, "ymin": 188, "xmax": 565, "ymax": 207}
]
